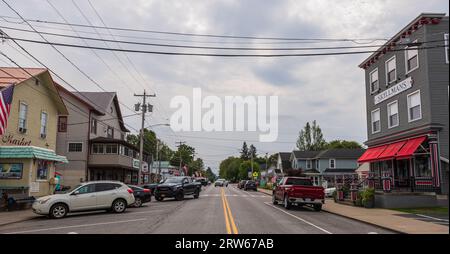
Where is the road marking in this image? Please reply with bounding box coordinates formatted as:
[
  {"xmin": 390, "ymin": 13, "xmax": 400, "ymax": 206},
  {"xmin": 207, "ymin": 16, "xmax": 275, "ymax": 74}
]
[
  {"xmin": 415, "ymin": 214, "xmax": 449, "ymax": 222},
  {"xmin": 223, "ymin": 189, "xmax": 239, "ymax": 234},
  {"xmin": 368, "ymin": 232, "xmax": 378, "ymax": 234},
  {"xmin": 67, "ymin": 232, "xmax": 78, "ymax": 234},
  {"xmin": 221, "ymin": 188, "xmax": 232, "ymax": 234},
  {"xmin": 129, "ymin": 209, "xmax": 165, "ymax": 214},
  {"xmin": 5, "ymin": 218, "xmax": 147, "ymax": 234},
  {"xmin": 263, "ymin": 202, "xmax": 332, "ymax": 234}
]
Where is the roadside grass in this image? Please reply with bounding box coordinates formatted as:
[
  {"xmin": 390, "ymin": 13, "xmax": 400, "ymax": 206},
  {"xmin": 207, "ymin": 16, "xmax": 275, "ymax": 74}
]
[{"xmin": 391, "ymin": 207, "xmax": 449, "ymax": 216}]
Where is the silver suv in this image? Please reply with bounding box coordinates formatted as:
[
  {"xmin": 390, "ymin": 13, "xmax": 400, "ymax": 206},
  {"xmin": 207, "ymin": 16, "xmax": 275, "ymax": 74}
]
[{"xmin": 32, "ymin": 181, "xmax": 135, "ymax": 219}]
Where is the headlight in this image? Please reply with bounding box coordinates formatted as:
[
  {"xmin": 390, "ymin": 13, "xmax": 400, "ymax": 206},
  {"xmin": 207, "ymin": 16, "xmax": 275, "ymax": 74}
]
[{"xmin": 38, "ymin": 197, "xmax": 51, "ymax": 204}]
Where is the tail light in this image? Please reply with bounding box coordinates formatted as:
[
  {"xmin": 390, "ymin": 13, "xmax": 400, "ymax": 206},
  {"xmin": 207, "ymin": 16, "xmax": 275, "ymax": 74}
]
[
  {"xmin": 143, "ymin": 189, "xmax": 151, "ymax": 193},
  {"xmin": 127, "ymin": 188, "xmax": 134, "ymax": 194}
]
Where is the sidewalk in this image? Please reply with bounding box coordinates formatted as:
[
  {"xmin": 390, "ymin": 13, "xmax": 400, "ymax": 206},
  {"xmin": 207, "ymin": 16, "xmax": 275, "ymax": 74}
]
[
  {"xmin": 257, "ymin": 188, "xmax": 449, "ymax": 234},
  {"xmin": 0, "ymin": 209, "xmax": 38, "ymax": 227}
]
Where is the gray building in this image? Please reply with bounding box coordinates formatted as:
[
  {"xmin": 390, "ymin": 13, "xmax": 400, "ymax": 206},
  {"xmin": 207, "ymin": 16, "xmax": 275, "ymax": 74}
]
[
  {"xmin": 55, "ymin": 85, "xmax": 150, "ymax": 188},
  {"xmin": 358, "ymin": 13, "xmax": 449, "ymax": 196}
]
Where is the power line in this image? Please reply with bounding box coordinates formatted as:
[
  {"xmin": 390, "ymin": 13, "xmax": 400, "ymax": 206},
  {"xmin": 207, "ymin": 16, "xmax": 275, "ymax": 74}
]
[
  {"xmin": 2, "ymin": 24, "xmax": 445, "ymax": 51},
  {"xmin": 0, "ymin": 14, "xmax": 389, "ymax": 42},
  {"xmin": 4, "ymin": 35, "xmax": 446, "ymax": 57}
]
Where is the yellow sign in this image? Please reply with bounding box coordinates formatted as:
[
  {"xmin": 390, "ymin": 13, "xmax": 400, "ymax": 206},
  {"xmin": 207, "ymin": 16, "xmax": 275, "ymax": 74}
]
[{"xmin": 252, "ymin": 172, "xmax": 258, "ymax": 177}]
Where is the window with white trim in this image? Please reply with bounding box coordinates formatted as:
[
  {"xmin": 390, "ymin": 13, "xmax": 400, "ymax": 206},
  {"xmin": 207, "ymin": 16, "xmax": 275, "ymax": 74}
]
[
  {"xmin": 306, "ymin": 160, "xmax": 312, "ymax": 169},
  {"xmin": 369, "ymin": 68, "xmax": 379, "ymax": 93},
  {"xmin": 445, "ymin": 33, "xmax": 449, "ymax": 64},
  {"xmin": 40, "ymin": 112, "xmax": 47, "ymax": 138},
  {"xmin": 18, "ymin": 102, "xmax": 28, "ymax": 132},
  {"xmin": 405, "ymin": 41, "xmax": 419, "ymax": 73},
  {"xmin": 385, "ymin": 56, "xmax": 397, "ymax": 84},
  {"xmin": 92, "ymin": 144, "xmax": 104, "ymax": 154},
  {"xmin": 371, "ymin": 108, "xmax": 381, "ymax": 133},
  {"xmin": 316, "ymin": 160, "xmax": 319, "ymax": 169},
  {"xmin": 387, "ymin": 101, "xmax": 399, "ymax": 128},
  {"xmin": 329, "ymin": 159, "xmax": 336, "ymax": 169},
  {"xmin": 105, "ymin": 144, "xmax": 118, "ymax": 154},
  {"xmin": 68, "ymin": 142, "xmax": 83, "ymax": 152},
  {"xmin": 407, "ymin": 90, "xmax": 422, "ymax": 122}
]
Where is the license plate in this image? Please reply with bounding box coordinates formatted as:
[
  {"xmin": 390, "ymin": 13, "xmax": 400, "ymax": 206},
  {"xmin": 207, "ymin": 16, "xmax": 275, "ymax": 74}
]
[
  {"xmin": 304, "ymin": 198, "xmax": 311, "ymax": 202},
  {"xmin": 161, "ymin": 194, "xmax": 165, "ymax": 197}
]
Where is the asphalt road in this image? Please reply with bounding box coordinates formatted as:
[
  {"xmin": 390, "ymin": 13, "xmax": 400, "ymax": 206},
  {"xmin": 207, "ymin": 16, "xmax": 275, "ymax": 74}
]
[{"xmin": 0, "ymin": 185, "xmax": 394, "ymax": 234}]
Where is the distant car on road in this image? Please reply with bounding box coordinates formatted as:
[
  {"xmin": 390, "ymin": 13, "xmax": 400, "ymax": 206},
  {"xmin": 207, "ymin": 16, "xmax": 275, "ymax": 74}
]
[
  {"xmin": 214, "ymin": 179, "xmax": 228, "ymax": 187},
  {"xmin": 128, "ymin": 185, "xmax": 152, "ymax": 207},
  {"xmin": 244, "ymin": 180, "xmax": 257, "ymax": 191},
  {"xmin": 324, "ymin": 187, "xmax": 336, "ymax": 198},
  {"xmin": 32, "ymin": 181, "xmax": 135, "ymax": 219},
  {"xmin": 272, "ymin": 177, "xmax": 325, "ymax": 211},
  {"xmin": 238, "ymin": 180, "xmax": 247, "ymax": 189},
  {"xmin": 154, "ymin": 176, "xmax": 201, "ymax": 201}
]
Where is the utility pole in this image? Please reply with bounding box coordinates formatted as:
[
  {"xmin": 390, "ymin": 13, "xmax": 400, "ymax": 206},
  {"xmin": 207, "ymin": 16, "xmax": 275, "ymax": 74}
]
[
  {"xmin": 134, "ymin": 90, "xmax": 155, "ymax": 185},
  {"xmin": 176, "ymin": 141, "xmax": 186, "ymax": 175}
]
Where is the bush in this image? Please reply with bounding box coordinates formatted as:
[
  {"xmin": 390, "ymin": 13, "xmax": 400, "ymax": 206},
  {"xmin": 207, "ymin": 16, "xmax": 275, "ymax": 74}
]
[{"xmin": 361, "ymin": 188, "xmax": 375, "ymax": 208}]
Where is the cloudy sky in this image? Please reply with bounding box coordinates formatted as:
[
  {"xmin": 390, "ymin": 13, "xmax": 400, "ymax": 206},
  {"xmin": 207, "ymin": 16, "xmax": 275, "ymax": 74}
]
[{"xmin": 0, "ymin": 0, "xmax": 448, "ymax": 173}]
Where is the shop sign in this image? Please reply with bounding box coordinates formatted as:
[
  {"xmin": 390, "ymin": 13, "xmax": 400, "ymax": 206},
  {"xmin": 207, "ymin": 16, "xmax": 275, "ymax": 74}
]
[
  {"xmin": 0, "ymin": 163, "xmax": 23, "ymax": 179},
  {"xmin": 374, "ymin": 77, "xmax": 413, "ymax": 105},
  {"xmin": 132, "ymin": 159, "xmax": 140, "ymax": 169},
  {"xmin": 141, "ymin": 162, "xmax": 149, "ymax": 173},
  {"xmin": 1, "ymin": 133, "xmax": 32, "ymax": 146}
]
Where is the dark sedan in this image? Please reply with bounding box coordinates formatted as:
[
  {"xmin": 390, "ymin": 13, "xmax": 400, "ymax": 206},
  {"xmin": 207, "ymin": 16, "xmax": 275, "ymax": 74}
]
[
  {"xmin": 154, "ymin": 177, "xmax": 201, "ymax": 201},
  {"xmin": 244, "ymin": 180, "xmax": 257, "ymax": 191},
  {"xmin": 128, "ymin": 185, "xmax": 152, "ymax": 207},
  {"xmin": 142, "ymin": 183, "xmax": 159, "ymax": 196}
]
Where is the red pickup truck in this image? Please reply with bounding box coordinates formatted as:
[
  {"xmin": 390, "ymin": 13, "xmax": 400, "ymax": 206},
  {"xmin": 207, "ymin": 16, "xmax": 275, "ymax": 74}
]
[{"xmin": 272, "ymin": 177, "xmax": 325, "ymax": 211}]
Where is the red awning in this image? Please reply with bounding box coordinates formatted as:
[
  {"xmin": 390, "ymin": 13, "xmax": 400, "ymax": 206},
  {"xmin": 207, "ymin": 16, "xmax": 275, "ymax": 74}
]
[
  {"xmin": 396, "ymin": 136, "xmax": 427, "ymax": 159},
  {"xmin": 377, "ymin": 141, "xmax": 407, "ymax": 161},
  {"xmin": 358, "ymin": 145, "xmax": 387, "ymax": 163}
]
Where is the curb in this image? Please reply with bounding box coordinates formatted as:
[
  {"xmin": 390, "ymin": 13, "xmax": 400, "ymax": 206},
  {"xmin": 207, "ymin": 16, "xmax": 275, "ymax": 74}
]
[
  {"xmin": 256, "ymin": 189, "xmax": 405, "ymax": 234},
  {"xmin": 0, "ymin": 216, "xmax": 37, "ymax": 227}
]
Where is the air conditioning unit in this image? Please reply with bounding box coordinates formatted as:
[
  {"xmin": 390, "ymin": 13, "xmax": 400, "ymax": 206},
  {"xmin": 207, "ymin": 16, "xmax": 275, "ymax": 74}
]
[{"xmin": 18, "ymin": 127, "xmax": 27, "ymax": 134}]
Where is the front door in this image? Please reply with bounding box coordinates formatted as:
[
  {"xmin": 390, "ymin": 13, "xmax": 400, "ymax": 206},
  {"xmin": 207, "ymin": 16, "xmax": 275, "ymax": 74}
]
[
  {"xmin": 395, "ymin": 159, "xmax": 410, "ymax": 189},
  {"xmin": 69, "ymin": 184, "xmax": 96, "ymax": 211}
]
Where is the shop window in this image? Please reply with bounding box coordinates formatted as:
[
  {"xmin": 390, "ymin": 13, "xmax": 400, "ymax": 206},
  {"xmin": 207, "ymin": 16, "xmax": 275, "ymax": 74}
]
[
  {"xmin": 407, "ymin": 90, "xmax": 422, "ymax": 122},
  {"xmin": 58, "ymin": 116, "xmax": 67, "ymax": 132},
  {"xmin": 405, "ymin": 41, "xmax": 419, "ymax": 73},
  {"xmin": 18, "ymin": 102, "xmax": 28, "ymax": 133},
  {"xmin": 371, "ymin": 108, "xmax": 381, "ymax": 133},
  {"xmin": 369, "ymin": 68, "xmax": 379, "ymax": 93},
  {"xmin": 40, "ymin": 112, "xmax": 48, "ymax": 138},
  {"xmin": 387, "ymin": 101, "xmax": 399, "ymax": 128},
  {"xmin": 92, "ymin": 144, "xmax": 104, "ymax": 154},
  {"xmin": 68, "ymin": 142, "xmax": 83, "ymax": 152},
  {"xmin": 37, "ymin": 161, "xmax": 49, "ymax": 180},
  {"xmin": 385, "ymin": 56, "xmax": 397, "ymax": 84},
  {"xmin": 415, "ymin": 156, "xmax": 431, "ymax": 177},
  {"xmin": 0, "ymin": 163, "xmax": 23, "ymax": 179}
]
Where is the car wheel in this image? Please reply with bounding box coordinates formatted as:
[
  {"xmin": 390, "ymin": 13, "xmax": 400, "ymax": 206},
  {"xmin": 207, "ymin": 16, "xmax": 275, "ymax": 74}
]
[
  {"xmin": 313, "ymin": 204, "xmax": 322, "ymax": 212},
  {"xmin": 112, "ymin": 199, "xmax": 127, "ymax": 213},
  {"xmin": 193, "ymin": 189, "xmax": 200, "ymax": 199},
  {"xmin": 50, "ymin": 203, "xmax": 68, "ymax": 219},
  {"xmin": 155, "ymin": 196, "xmax": 164, "ymax": 202},
  {"xmin": 134, "ymin": 198, "xmax": 142, "ymax": 207},
  {"xmin": 175, "ymin": 191, "xmax": 184, "ymax": 201},
  {"xmin": 284, "ymin": 195, "xmax": 291, "ymax": 210},
  {"xmin": 272, "ymin": 194, "xmax": 278, "ymax": 205}
]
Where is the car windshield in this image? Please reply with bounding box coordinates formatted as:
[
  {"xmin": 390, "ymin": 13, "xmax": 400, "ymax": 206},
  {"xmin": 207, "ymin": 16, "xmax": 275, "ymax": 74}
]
[
  {"xmin": 164, "ymin": 178, "xmax": 183, "ymax": 183},
  {"xmin": 285, "ymin": 178, "xmax": 313, "ymax": 186}
]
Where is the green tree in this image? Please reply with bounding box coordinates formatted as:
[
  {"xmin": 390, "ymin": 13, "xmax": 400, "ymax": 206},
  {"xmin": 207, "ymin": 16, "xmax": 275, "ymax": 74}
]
[
  {"xmin": 240, "ymin": 142, "xmax": 249, "ymax": 160},
  {"xmin": 326, "ymin": 140, "xmax": 363, "ymax": 149},
  {"xmin": 188, "ymin": 158, "xmax": 204, "ymax": 176},
  {"xmin": 296, "ymin": 120, "xmax": 327, "ymax": 151},
  {"xmin": 249, "ymin": 144, "xmax": 257, "ymax": 159},
  {"xmin": 239, "ymin": 161, "xmax": 260, "ymax": 180},
  {"xmin": 205, "ymin": 167, "xmax": 216, "ymax": 182},
  {"xmin": 170, "ymin": 144, "xmax": 195, "ymax": 167}
]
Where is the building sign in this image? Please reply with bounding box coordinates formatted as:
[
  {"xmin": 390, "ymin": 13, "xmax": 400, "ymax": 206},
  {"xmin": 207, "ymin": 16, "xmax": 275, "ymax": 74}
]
[
  {"xmin": 1, "ymin": 133, "xmax": 32, "ymax": 146},
  {"xmin": 374, "ymin": 77, "xmax": 413, "ymax": 105},
  {"xmin": 132, "ymin": 159, "xmax": 140, "ymax": 169},
  {"xmin": 142, "ymin": 162, "xmax": 149, "ymax": 173},
  {"xmin": 0, "ymin": 163, "xmax": 23, "ymax": 179}
]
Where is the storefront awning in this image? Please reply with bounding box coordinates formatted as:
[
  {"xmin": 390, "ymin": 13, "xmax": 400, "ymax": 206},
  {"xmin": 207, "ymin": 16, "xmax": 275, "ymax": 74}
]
[
  {"xmin": 396, "ymin": 136, "xmax": 427, "ymax": 159},
  {"xmin": 0, "ymin": 146, "xmax": 68, "ymax": 163},
  {"xmin": 377, "ymin": 140, "xmax": 407, "ymax": 161},
  {"xmin": 357, "ymin": 145, "xmax": 387, "ymax": 163}
]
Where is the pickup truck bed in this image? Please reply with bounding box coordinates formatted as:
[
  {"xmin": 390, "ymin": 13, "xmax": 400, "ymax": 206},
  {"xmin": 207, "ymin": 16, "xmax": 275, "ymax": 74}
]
[{"xmin": 272, "ymin": 177, "xmax": 325, "ymax": 211}]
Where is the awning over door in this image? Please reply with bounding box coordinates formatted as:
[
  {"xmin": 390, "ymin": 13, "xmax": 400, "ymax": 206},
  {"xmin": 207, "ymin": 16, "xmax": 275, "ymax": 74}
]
[
  {"xmin": 0, "ymin": 146, "xmax": 68, "ymax": 163},
  {"xmin": 357, "ymin": 145, "xmax": 387, "ymax": 163},
  {"xmin": 396, "ymin": 136, "xmax": 427, "ymax": 159}
]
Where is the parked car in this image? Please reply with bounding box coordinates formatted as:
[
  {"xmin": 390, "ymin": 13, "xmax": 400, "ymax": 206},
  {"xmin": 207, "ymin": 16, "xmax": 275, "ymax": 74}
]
[
  {"xmin": 224, "ymin": 180, "xmax": 229, "ymax": 187},
  {"xmin": 141, "ymin": 183, "xmax": 159, "ymax": 195},
  {"xmin": 128, "ymin": 185, "xmax": 152, "ymax": 207},
  {"xmin": 214, "ymin": 179, "xmax": 227, "ymax": 187},
  {"xmin": 244, "ymin": 180, "xmax": 257, "ymax": 191},
  {"xmin": 324, "ymin": 187, "xmax": 336, "ymax": 198},
  {"xmin": 272, "ymin": 177, "xmax": 325, "ymax": 211},
  {"xmin": 154, "ymin": 176, "xmax": 201, "ymax": 201},
  {"xmin": 32, "ymin": 181, "xmax": 135, "ymax": 219},
  {"xmin": 238, "ymin": 180, "xmax": 247, "ymax": 189}
]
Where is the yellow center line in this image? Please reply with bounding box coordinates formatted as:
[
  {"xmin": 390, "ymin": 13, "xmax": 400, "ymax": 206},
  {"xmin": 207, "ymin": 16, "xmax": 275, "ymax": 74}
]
[
  {"xmin": 221, "ymin": 187, "xmax": 239, "ymax": 234},
  {"xmin": 221, "ymin": 188, "xmax": 232, "ymax": 234}
]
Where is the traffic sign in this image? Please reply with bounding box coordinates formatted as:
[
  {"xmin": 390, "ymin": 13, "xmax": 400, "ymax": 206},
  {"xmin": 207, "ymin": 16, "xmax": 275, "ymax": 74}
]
[{"xmin": 253, "ymin": 172, "xmax": 258, "ymax": 177}]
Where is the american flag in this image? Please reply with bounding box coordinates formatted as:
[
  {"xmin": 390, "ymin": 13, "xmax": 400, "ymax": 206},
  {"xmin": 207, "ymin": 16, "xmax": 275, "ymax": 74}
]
[{"xmin": 0, "ymin": 85, "xmax": 15, "ymax": 135}]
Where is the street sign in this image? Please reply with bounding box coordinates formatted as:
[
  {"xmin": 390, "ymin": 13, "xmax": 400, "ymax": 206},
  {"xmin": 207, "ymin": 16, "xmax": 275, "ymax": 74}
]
[{"xmin": 253, "ymin": 172, "xmax": 258, "ymax": 177}]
